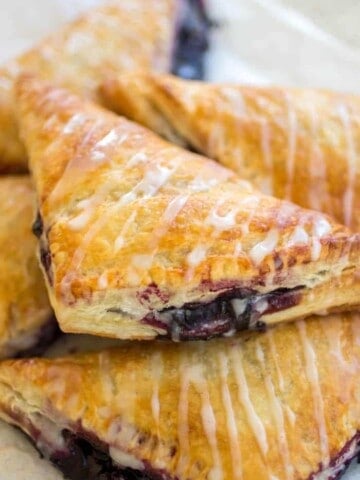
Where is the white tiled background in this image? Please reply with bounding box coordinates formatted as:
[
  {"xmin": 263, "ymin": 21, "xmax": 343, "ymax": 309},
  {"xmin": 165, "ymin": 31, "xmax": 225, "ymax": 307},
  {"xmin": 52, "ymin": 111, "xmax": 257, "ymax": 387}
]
[{"xmin": 0, "ymin": 0, "xmax": 360, "ymax": 478}]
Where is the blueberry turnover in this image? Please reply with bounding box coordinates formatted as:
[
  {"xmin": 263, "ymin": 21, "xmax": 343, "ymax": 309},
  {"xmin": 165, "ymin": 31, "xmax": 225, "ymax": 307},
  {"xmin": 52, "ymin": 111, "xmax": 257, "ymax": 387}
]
[
  {"xmin": 0, "ymin": 0, "xmax": 210, "ymax": 173},
  {"xmin": 101, "ymin": 73, "xmax": 360, "ymax": 232},
  {"xmin": 0, "ymin": 176, "xmax": 55, "ymax": 357},
  {"xmin": 16, "ymin": 76, "xmax": 360, "ymax": 341},
  {"xmin": 0, "ymin": 313, "xmax": 360, "ymax": 479}
]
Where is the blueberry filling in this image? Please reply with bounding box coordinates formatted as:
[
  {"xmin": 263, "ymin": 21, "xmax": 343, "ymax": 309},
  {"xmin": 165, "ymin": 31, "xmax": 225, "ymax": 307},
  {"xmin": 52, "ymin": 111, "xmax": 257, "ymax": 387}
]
[
  {"xmin": 33, "ymin": 210, "xmax": 54, "ymax": 286},
  {"xmin": 50, "ymin": 430, "xmax": 172, "ymax": 480},
  {"xmin": 142, "ymin": 287, "xmax": 303, "ymax": 340},
  {"xmin": 172, "ymin": 0, "xmax": 212, "ymax": 80},
  {"xmin": 308, "ymin": 432, "xmax": 360, "ymax": 479},
  {"xmin": 32, "ymin": 211, "xmax": 43, "ymax": 238},
  {"xmin": 40, "ymin": 244, "xmax": 53, "ymax": 285}
]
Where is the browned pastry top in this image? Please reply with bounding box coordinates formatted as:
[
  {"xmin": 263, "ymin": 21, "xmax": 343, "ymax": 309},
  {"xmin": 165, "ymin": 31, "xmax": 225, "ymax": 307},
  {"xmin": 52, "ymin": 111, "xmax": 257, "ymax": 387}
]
[{"xmin": 101, "ymin": 72, "xmax": 360, "ymax": 232}]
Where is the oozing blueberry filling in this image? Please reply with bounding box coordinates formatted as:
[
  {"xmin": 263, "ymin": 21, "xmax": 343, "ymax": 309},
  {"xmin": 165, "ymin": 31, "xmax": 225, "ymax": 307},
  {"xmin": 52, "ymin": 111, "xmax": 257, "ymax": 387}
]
[
  {"xmin": 308, "ymin": 432, "xmax": 360, "ymax": 479},
  {"xmin": 32, "ymin": 211, "xmax": 43, "ymax": 238},
  {"xmin": 172, "ymin": 0, "xmax": 212, "ymax": 80},
  {"xmin": 50, "ymin": 430, "xmax": 172, "ymax": 480},
  {"xmin": 33, "ymin": 210, "xmax": 54, "ymax": 286},
  {"xmin": 40, "ymin": 244, "xmax": 53, "ymax": 285},
  {"xmin": 142, "ymin": 287, "xmax": 303, "ymax": 341}
]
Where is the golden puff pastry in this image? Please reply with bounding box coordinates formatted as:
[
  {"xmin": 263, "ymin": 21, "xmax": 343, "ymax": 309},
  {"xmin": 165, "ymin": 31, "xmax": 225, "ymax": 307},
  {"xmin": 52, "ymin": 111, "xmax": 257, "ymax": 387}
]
[
  {"xmin": 0, "ymin": 0, "xmax": 210, "ymax": 173},
  {"xmin": 101, "ymin": 73, "xmax": 360, "ymax": 232},
  {"xmin": 0, "ymin": 313, "xmax": 360, "ymax": 479},
  {"xmin": 0, "ymin": 176, "xmax": 55, "ymax": 357},
  {"xmin": 17, "ymin": 75, "xmax": 360, "ymax": 341}
]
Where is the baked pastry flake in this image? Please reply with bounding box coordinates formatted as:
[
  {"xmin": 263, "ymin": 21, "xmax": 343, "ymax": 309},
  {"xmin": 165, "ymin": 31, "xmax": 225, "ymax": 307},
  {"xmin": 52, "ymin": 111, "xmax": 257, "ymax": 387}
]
[
  {"xmin": 0, "ymin": 176, "xmax": 55, "ymax": 357},
  {"xmin": 101, "ymin": 73, "xmax": 360, "ymax": 231},
  {"xmin": 17, "ymin": 76, "xmax": 360, "ymax": 340},
  {"xmin": 0, "ymin": 0, "xmax": 210, "ymax": 173},
  {"xmin": 0, "ymin": 313, "xmax": 360, "ymax": 479}
]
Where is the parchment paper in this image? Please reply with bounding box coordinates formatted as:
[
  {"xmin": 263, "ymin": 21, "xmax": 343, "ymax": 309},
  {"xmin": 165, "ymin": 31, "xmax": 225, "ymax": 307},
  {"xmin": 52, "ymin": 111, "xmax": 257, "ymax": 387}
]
[{"xmin": 1, "ymin": 0, "xmax": 360, "ymax": 478}]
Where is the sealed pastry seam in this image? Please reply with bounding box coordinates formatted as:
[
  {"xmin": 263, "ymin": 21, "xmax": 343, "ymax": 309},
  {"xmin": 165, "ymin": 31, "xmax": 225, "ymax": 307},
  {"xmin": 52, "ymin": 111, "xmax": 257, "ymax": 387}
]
[{"xmin": 17, "ymin": 75, "xmax": 360, "ymax": 340}]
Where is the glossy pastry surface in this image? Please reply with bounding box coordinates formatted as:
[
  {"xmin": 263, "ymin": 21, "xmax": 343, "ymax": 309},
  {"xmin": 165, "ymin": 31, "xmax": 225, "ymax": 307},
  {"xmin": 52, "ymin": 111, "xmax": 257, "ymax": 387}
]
[
  {"xmin": 0, "ymin": 313, "xmax": 360, "ymax": 479},
  {"xmin": 0, "ymin": 0, "xmax": 210, "ymax": 173},
  {"xmin": 17, "ymin": 76, "xmax": 360, "ymax": 340},
  {"xmin": 0, "ymin": 176, "xmax": 54, "ymax": 357},
  {"xmin": 101, "ymin": 73, "xmax": 360, "ymax": 231}
]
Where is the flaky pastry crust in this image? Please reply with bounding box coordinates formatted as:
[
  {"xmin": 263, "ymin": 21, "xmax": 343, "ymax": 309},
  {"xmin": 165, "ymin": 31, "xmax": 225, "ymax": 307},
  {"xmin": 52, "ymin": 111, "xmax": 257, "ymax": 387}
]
[
  {"xmin": 16, "ymin": 76, "xmax": 360, "ymax": 340},
  {"xmin": 0, "ymin": 314, "xmax": 360, "ymax": 479},
  {"xmin": 0, "ymin": 176, "xmax": 53, "ymax": 357},
  {"xmin": 101, "ymin": 73, "xmax": 360, "ymax": 231},
  {"xmin": 0, "ymin": 0, "xmax": 178, "ymax": 173}
]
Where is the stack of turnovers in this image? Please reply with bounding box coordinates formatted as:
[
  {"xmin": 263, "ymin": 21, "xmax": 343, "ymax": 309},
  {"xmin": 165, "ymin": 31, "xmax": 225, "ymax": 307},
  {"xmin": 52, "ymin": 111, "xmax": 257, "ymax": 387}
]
[
  {"xmin": 0, "ymin": 176, "xmax": 54, "ymax": 357},
  {"xmin": 15, "ymin": 76, "xmax": 360, "ymax": 341},
  {"xmin": 0, "ymin": 314, "xmax": 360, "ymax": 480},
  {"xmin": 0, "ymin": 0, "xmax": 210, "ymax": 173},
  {"xmin": 101, "ymin": 73, "xmax": 360, "ymax": 231},
  {"xmin": 2, "ymin": 10, "xmax": 360, "ymax": 479}
]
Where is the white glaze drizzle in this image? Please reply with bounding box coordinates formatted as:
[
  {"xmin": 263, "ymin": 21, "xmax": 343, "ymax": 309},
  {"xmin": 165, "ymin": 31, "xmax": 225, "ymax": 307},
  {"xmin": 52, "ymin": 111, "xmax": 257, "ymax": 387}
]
[
  {"xmin": 109, "ymin": 448, "xmax": 144, "ymax": 470},
  {"xmin": 284, "ymin": 93, "xmax": 298, "ymax": 200},
  {"xmin": 48, "ymin": 119, "xmax": 104, "ymax": 204},
  {"xmin": 208, "ymin": 122, "xmax": 226, "ymax": 160},
  {"xmin": 308, "ymin": 103, "xmax": 329, "ymax": 214},
  {"xmin": 114, "ymin": 211, "xmax": 138, "ymax": 252},
  {"xmin": 91, "ymin": 130, "xmax": 128, "ymax": 163},
  {"xmin": 207, "ymin": 202, "xmax": 238, "ymax": 230},
  {"xmin": 221, "ymin": 86, "xmax": 247, "ymax": 115},
  {"xmin": 250, "ymin": 229, "xmax": 279, "ymax": 265},
  {"xmin": 186, "ymin": 199, "xmax": 240, "ymax": 279},
  {"xmin": 284, "ymin": 406, "xmax": 296, "ymax": 427},
  {"xmin": 189, "ymin": 364, "xmax": 223, "ymax": 480},
  {"xmin": 63, "ymin": 112, "xmax": 87, "ymax": 134},
  {"xmin": 67, "ymin": 208, "xmax": 94, "ymax": 231},
  {"xmin": 163, "ymin": 194, "xmax": 189, "ymax": 223},
  {"xmin": 338, "ymin": 103, "xmax": 356, "ymax": 227},
  {"xmin": 96, "ymin": 129, "xmax": 119, "ymax": 148},
  {"xmin": 97, "ymin": 271, "xmax": 108, "ymax": 290},
  {"xmin": 287, "ymin": 225, "xmax": 309, "ymax": 247},
  {"xmin": 297, "ymin": 320, "xmax": 329, "ymax": 465},
  {"xmin": 323, "ymin": 320, "xmax": 350, "ymax": 372},
  {"xmin": 98, "ymin": 351, "xmax": 116, "ymax": 397},
  {"xmin": 130, "ymin": 193, "xmax": 190, "ymax": 273},
  {"xmin": 218, "ymin": 352, "xmax": 242, "ymax": 480},
  {"xmin": 150, "ymin": 352, "xmax": 164, "ymax": 431},
  {"xmin": 177, "ymin": 356, "xmax": 191, "ymax": 476},
  {"xmin": 239, "ymin": 195, "xmax": 260, "ymax": 236},
  {"xmin": 255, "ymin": 341, "xmax": 293, "ymax": 479},
  {"xmin": 311, "ymin": 217, "xmax": 331, "ymax": 261},
  {"xmin": 230, "ymin": 347, "xmax": 269, "ymax": 458},
  {"xmin": 267, "ymin": 330, "xmax": 285, "ymax": 392}
]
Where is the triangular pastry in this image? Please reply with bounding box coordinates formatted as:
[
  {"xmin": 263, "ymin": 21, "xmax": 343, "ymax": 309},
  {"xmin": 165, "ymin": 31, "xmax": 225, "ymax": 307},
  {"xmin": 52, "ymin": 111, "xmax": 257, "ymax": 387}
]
[
  {"xmin": 17, "ymin": 76, "xmax": 360, "ymax": 341},
  {"xmin": 101, "ymin": 73, "xmax": 360, "ymax": 231},
  {"xmin": 0, "ymin": 176, "xmax": 55, "ymax": 357},
  {"xmin": 0, "ymin": 313, "xmax": 360, "ymax": 479},
  {"xmin": 0, "ymin": 0, "xmax": 210, "ymax": 173}
]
